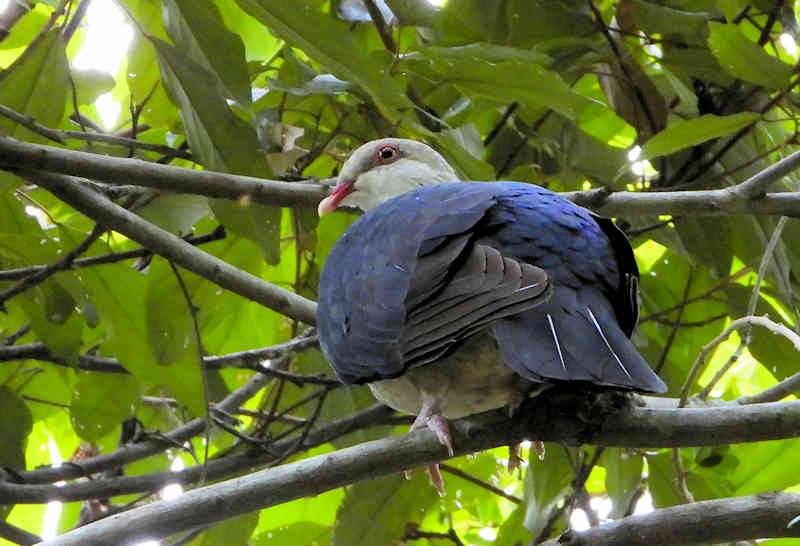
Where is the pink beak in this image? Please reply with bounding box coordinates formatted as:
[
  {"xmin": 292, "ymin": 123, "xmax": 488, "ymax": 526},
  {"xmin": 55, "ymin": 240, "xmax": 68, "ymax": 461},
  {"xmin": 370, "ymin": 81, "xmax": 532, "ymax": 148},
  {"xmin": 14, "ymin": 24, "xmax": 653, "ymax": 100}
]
[{"xmin": 318, "ymin": 181, "xmax": 354, "ymax": 216}]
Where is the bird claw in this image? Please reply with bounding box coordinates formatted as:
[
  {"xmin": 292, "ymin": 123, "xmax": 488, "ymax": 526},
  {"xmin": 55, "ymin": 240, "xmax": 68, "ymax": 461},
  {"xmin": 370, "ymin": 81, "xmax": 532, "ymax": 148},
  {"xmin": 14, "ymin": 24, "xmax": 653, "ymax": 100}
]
[
  {"xmin": 533, "ymin": 440, "xmax": 546, "ymax": 460},
  {"xmin": 426, "ymin": 414, "xmax": 454, "ymax": 456},
  {"xmin": 508, "ymin": 443, "xmax": 524, "ymax": 472},
  {"xmin": 427, "ymin": 463, "xmax": 446, "ymax": 496}
]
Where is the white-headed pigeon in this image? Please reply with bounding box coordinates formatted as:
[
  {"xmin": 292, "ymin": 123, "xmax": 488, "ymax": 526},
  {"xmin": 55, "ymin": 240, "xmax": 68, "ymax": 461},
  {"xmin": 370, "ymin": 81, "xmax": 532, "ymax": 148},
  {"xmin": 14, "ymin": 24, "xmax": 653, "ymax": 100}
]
[{"xmin": 316, "ymin": 138, "xmax": 666, "ymax": 492}]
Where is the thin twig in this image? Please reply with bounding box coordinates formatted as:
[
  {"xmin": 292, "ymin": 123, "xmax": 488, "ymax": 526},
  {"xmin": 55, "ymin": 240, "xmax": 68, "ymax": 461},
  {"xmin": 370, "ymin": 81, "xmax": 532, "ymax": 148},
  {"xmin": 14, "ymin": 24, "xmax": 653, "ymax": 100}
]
[
  {"xmin": 671, "ymin": 447, "xmax": 695, "ymax": 503},
  {"xmin": 439, "ymin": 464, "xmax": 522, "ymax": 504},
  {"xmin": 738, "ymin": 368, "xmax": 800, "ymax": 404},
  {"xmin": 0, "ymin": 224, "xmax": 104, "ymax": 311},
  {"xmin": 0, "ymin": 104, "xmax": 193, "ymax": 158},
  {"xmin": 655, "ymin": 267, "xmax": 693, "ymax": 374},
  {"xmin": 680, "ymin": 315, "xmax": 800, "ymax": 407},
  {"xmin": 2, "ymin": 323, "xmax": 31, "ymax": 345},
  {"xmin": 168, "ymin": 262, "xmax": 212, "ymax": 482},
  {"xmin": 0, "ymin": 226, "xmax": 226, "ymax": 281},
  {"xmin": 641, "ymin": 268, "xmax": 752, "ymax": 323},
  {"xmin": 403, "ymin": 525, "xmax": 464, "ymax": 546},
  {"xmin": 697, "ymin": 217, "xmax": 789, "ymax": 399}
]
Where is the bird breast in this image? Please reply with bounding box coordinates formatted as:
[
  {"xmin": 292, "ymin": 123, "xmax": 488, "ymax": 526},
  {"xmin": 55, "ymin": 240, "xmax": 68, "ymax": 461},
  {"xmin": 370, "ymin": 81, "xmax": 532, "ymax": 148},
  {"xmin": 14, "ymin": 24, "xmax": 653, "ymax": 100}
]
[{"xmin": 367, "ymin": 333, "xmax": 536, "ymax": 419}]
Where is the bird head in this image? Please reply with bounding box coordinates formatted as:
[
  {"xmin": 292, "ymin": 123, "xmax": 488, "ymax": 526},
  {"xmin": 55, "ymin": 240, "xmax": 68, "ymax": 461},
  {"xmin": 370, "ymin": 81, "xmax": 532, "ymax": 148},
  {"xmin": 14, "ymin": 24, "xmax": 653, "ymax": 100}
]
[{"xmin": 318, "ymin": 138, "xmax": 458, "ymax": 216}]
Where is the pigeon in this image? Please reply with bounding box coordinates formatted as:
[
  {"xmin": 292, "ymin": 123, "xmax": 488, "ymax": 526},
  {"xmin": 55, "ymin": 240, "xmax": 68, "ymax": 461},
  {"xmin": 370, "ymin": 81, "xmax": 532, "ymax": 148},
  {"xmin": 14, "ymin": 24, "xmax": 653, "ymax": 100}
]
[{"xmin": 316, "ymin": 138, "xmax": 666, "ymax": 492}]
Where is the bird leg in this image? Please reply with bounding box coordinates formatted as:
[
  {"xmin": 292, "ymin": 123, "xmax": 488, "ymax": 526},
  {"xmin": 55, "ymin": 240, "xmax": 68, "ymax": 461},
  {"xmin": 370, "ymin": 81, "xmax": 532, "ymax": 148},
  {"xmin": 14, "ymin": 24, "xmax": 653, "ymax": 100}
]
[{"xmin": 406, "ymin": 396, "xmax": 453, "ymax": 496}]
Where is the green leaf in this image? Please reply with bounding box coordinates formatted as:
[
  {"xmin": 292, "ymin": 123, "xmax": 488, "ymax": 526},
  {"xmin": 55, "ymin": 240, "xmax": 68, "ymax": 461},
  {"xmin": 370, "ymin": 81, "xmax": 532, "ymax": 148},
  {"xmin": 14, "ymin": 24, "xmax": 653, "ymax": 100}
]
[
  {"xmin": 424, "ymin": 57, "xmax": 586, "ymax": 121},
  {"xmin": 628, "ymin": 1, "xmax": 711, "ymax": 41},
  {"xmin": 152, "ymin": 37, "xmax": 281, "ymax": 263},
  {"xmin": 601, "ymin": 448, "xmax": 643, "ymax": 519},
  {"xmin": 645, "ymin": 452, "xmax": 683, "ymax": 508},
  {"xmin": 495, "ymin": 504, "xmax": 532, "ymax": 546},
  {"xmin": 252, "ymin": 522, "xmax": 331, "ymax": 546},
  {"xmin": 70, "ymin": 374, "xmax": 139, "ymax": 442},
  {"xmin": 163, "ymin": 0, "xmax": 252, "ymax": 106},
  {"xmin": 298, "ymin": 349, "xmax": 389, "ymax": 448},
  {"xmin": 137, "ymin": 194, "xmax": 212, "ymax": 236},
  {"xmin": 188, "ymin": 511, "xmax": 259, "ymax": 546},
  {"xmin": 231, "ymin": 0, "xmax": 412, "ymax": 116},
  {"xmin": 524, "ymin": 444, "xmax": 573, "ymax": 537},
  {"xmin": 14, "ymin": 287, "xmax": 83, "ymax": 365},
  {"xmin": 81, "ymin": 263, "xmax": 206, "ymax": 417},
  {"xmin": 70, "ymin": 69, "xmax": 116, "ymax": 106},
  {"xmin": 708, "ymin": 22, "xmax": 794, "ymax": 89},
  {"xmin": 728, "ymin": 439, "xmax": 800, "ymax": 495},
  {"xmin": 331, "ymin": 473, "xmax": 438, "ymax": 546},
  {"xmin": 0, "ymin": 7, "xmax": 50, "ymax": 50},
  {"xmin": 0, "ymin": 30, "xmax": 69, "ymax": 142},
  {"xmin": 641, "ymin": 113, "xmax": 760, "ymax": 159},
  {"xmin": 0, "ymin": 386, "xmax": 33, "ymax": 471},
  {"xmin": 417, "ymin": 43, "xmax": 553, "ymax": 66}
]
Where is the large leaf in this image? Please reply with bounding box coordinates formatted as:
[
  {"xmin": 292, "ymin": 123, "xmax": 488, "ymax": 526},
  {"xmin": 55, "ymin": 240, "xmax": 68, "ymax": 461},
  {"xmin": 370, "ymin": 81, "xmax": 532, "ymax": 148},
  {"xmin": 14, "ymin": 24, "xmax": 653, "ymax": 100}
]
[
  {"xmin": 0, "ymin": 386, "xmax": 33, "ymax": 471},
  {"xmin": 641, "ymin": 113, "xmax": 760, "ymax": 159},
  {"xmin": 81, "ymin": 263, "xmax": 206, "ymax": 417},
  {"xmin": 331, "ymin": 472, "xmax": 438, "ymax": 546},
  {"xmin": 152, "ymin": 37, "xmax": 281, "ymax": 263},
  {"xmin": 163, "ymin": 0, "xmax": 252, "ymax": 106},
  {"xmin": 523, "ymin": 444, "xmax": 573, "ymax": 538},
  {"xmin": 0, "ymin": 30, "xmax": 68, "ymax": 142},
  {"xmin": 70, "ymin": 374, "xmax": 140, "ymax": 442},
  {"xmin": 602, "ymin": 448, "xmax": 644, "ymax": 519},
  {"xmin": 232, "ymin": 0, "xmax": 412, "ymax": 116},
  {"xmin": 252, "ymin": 522, "xmax": 331, "ymax": 546},
  {"xmin": 708, "ymin": 22, "xmax": 794, "ymax": 89},
  {"xmin": 188, "ymin": 511, "xmax": 259, "ymax": 546}
]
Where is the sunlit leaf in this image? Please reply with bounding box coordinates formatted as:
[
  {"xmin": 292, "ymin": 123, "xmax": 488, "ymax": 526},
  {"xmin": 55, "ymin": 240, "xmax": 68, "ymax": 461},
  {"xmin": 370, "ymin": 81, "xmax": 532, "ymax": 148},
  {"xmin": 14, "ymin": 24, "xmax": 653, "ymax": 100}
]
[
  {"xmin": 641, "ymin": 113, "xmax": 760, "ymax": 159},
  {"xmin": 0, "ymin": 30, "xmax": 68, "ymax": 142},
  {"xmin": 708, "ymin": 22, "xmax": 793, "ymax": 89}
]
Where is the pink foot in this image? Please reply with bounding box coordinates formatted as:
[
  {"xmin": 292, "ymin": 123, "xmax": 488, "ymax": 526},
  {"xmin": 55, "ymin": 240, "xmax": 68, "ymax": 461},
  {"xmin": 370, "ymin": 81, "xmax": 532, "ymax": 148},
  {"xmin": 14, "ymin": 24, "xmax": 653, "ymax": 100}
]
[
  {"xmin": 508, "ymin": 443, "xmax": 524, "ymax": 472},
  {"xmin": 427, "ymin": 463, "xmax": 446, "ymax": 496},
  {"xmin": 426, "ymin": 414, "xmax": 454, "ymax": 456}
]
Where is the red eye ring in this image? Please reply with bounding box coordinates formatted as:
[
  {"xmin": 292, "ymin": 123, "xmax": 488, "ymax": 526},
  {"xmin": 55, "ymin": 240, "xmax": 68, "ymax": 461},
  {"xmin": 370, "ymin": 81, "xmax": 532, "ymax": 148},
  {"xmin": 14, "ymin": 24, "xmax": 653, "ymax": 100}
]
[{"xmin": 375, "ymin": 144, "xmax": 398, "ymax": 163}]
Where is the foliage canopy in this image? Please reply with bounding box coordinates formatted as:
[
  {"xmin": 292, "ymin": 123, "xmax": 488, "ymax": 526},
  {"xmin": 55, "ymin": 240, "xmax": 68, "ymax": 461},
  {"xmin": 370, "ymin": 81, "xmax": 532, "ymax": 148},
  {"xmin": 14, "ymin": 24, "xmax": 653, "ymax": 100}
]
[{"xmin": 2, "ymin": 0, "xmax": 800, "ymax": 544}]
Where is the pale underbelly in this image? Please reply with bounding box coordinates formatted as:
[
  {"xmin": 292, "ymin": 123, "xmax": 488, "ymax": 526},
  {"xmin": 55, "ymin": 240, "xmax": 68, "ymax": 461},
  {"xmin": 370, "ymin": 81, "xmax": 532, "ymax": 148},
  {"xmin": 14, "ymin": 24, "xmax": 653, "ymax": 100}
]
[{"xmin": 367, "ymin": 333, "xmax": 537, "ymax": 419}]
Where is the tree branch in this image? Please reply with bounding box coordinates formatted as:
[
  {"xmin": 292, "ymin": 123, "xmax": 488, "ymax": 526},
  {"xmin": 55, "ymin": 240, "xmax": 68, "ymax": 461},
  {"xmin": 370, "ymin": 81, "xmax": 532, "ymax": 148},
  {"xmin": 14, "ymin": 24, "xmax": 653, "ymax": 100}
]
[
  {"xmin": 17, "ymin": 373, "xmax": 271, "ymax": 485},
  {"xmin": 5, "ymin": 136, "xmax": 800, "ymax": 218},
  {"xmin": 16, "ymin": 168, "xmax": 317, "ymax": 325},
  {"xmin": 0, "ymin": 136, "xmax": 326, "ymax": 207},
  {"xmin": 2, "ymin": 403, "xmax": 395, "ymax": 503},
  {"xmin": 0, "ymin": 226, "xmax": 226, "ymax": 281},
  {"xmin": 0, "ymin": 335, "xmax": 320, "ymax": 376},
  {"xmin": 32, "ymin": 390, "xmax": 800, "ymax": 545},
  {"xmin": 543, "ymin": 492, "xmax": 800, "ymax": 546}
]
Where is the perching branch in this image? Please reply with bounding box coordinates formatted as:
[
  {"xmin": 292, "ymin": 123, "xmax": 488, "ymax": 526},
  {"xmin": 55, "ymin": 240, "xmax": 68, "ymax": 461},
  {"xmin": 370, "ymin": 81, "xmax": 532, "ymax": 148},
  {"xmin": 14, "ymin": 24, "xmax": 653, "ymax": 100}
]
[
  {"xmin": 32, "ymin": 390, "xmax": 800, "ymax": 545},
  {"xmin": 4, "ymin": 136, "xmax": 800, "ymax": 219}
]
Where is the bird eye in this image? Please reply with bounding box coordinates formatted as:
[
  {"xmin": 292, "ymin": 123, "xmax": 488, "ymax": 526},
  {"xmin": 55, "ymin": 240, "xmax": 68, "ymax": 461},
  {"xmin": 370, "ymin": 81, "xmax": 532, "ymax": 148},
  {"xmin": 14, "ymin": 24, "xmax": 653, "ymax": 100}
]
[{"xmin": 375, "ymin": 145, "xmax": 399, "ymax": 163}]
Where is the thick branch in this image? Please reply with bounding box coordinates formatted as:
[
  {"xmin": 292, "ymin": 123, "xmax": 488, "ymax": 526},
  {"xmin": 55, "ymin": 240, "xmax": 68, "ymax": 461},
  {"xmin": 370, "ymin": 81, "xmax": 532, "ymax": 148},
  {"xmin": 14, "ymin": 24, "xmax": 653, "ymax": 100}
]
[
  {"xmin": 33, "ymin": 391, "xmax": 800, "ymax": 545},
  {"xmin": 567, "ymin": 187, "xmax": 800, "ymax": 218},
  {"xmin": 545, "ymin": 492, "xmax": 800, "ymax": 546},
  {"xmin": 4, "ymin": 136, "xmax": 800, "ymax": 217},
  {"xmin": 0, "ymin": 137, "xmax": 327, "ymax": 207},
  {"xmin": 18, "ymin": 168, "xmax": 317, "ymax": 325}
]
